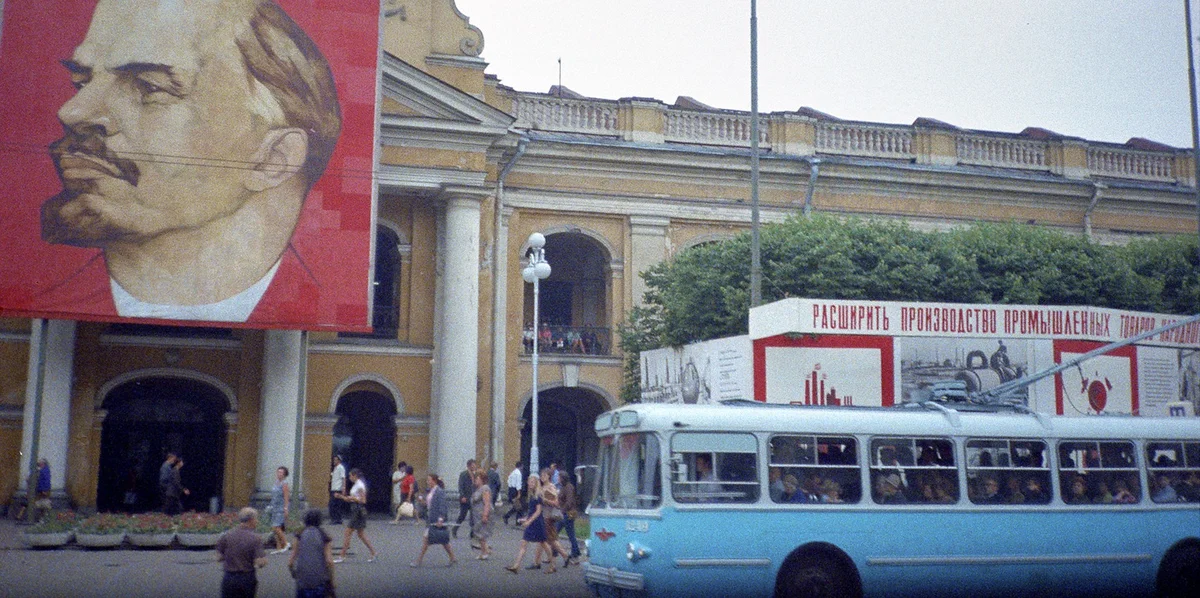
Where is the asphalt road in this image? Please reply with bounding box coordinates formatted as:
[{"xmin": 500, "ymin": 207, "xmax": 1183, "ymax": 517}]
[{"xmin": 0, "ymin": 517, "xmax": 593, "ymax": 598}]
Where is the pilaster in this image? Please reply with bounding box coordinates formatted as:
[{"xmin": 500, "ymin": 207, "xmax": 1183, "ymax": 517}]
[
  {"xmin": 767, "ymin": 113, "xmax": 815, "ymax": 156},
  {"xmin": 619, "ymin": 97, "xmax": 667, "ymax": 144},
  {"xmin": 629, "ymin": 216, "xmax": 670, "ymax": 306}
]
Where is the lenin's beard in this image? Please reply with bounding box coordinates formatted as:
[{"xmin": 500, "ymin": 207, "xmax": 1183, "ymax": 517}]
[{"xmin": 42, "ymin": 131, "xmax": 142, "ymax": 247}]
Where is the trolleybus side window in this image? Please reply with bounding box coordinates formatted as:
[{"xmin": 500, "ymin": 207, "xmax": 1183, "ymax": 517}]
[
  {"xmin": 966, "ymin": 439, "xmax": 1051, "ymax": 505},
  {"xmin": 870, "ymin": 437, "xmax": 958, "ymax": 505},
  {"xmin": 1146, "ymin": 441, "xmax": 1200, "ymax": 503},
  {"xmin": 595, "ymin": 433, "xmax": 661, "ymax": 509},
  {"xmin": 671, "ymin": 433, "xmax": 759, "ymax": 503},
  {"xmin": 768, "ymin": 435, "xmax": 861, "ymax": 504},
  {"xmin": 1057, "ymin": 440, "xmax": 1140, "ymax": 505}
]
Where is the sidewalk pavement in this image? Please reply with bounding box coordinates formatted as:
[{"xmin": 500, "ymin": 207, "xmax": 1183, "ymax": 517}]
[{"xmin": 0, "ymin": 515, "xmax": 592, "ymax": 598}]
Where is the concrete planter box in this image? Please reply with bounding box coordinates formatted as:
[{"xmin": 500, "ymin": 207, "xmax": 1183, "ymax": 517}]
[
  {"xmin": 128, "ymin": 532, "xmax": 176, "ymax": 548},
  {"xmin": 74, "ymin": 532, "xmax": 126, "ymax": 548},
  {"xmin": 22, "ymin": 531, "xmax": 72, "ymax": 549}
]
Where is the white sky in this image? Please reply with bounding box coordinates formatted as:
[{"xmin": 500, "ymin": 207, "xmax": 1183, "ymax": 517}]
[{"xmin": 454, "ymin": 0, "xmax": 1196, "ymax": 147}]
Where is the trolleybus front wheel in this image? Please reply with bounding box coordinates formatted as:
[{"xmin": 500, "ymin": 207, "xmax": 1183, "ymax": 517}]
[
  {"xmin": 776, "ymin": 550, "xmax": 861, "ymax": 598},
  {"xmin": 1157, "ymin": 539, "xmax": 1200, "ymax": 598}
]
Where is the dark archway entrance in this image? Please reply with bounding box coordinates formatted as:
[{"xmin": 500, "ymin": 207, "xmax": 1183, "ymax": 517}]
[
  {"xmin": 332, "ymin": 391, "xmax": 396, "ymax": 513},
  {"xmin": 97, "ymin": 377, "xmax": 228, "ymax": 513},
  {"xmin": 520, "ymin": 386, "xmax": 608, "ymax": 484}
]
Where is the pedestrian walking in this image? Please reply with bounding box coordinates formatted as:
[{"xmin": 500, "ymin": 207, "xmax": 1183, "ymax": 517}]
[
  {"xmin": 557, "ymin": 471, "xmax": 582, "ymax": 562},
  {"xmin": 159, "ymin": 453, "xmax": 189, "ymax": 515},
  {"xmin": 329, "ymin": 455, "xmax": 345, "ymax": 525},
  {"xmin": 470, "ymin": 470, "xmax": 495, "ymax": 560},
  {"xmin": 503, "ymin": 461, "xmax": 524, "ymax": 526},
  {"xmin": 538, "ymin": 468, "xmax": 572, "ymax": 569},
  {"xmin": 390, "ymin": 461, "xmax": 407, "ymax": 524},
  {"xmin": 412, "ymin": 473, "xmax": 456, "ymax": 567},
  {"xmin": 486, "ymin": 462, "xmax": 501, "ymax": 505},
  {"xmin": 505, "ymin": 474, "xmax": 553, "ymax": 574},
  {"xmin": 216, "ymin": 507, "xmax": 268, "ymax": 598},
  {"xmin": 268, "ymin": 466, "xmax": 292, "ymax": 554},
  {"xmin": 289, "ymin": 509, "xmax": 335, "ymax": 598},
  {"xmin": 454, "ymin": 459, "xmax": 477, "ymax": 538},
  {"xmin": 334, "ymin": 468, "xmax": 377, "ymax": 563}
]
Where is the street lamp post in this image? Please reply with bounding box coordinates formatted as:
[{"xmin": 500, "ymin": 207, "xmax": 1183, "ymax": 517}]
[{"xmin": 522, "ymin": 232, "xmax": 551, "ymax": 476}]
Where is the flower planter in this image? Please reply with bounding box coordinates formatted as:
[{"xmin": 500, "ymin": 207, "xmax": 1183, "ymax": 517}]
[
  {"xmin": 75, "ymin": 532, "xmax": 126, "ymax": 548},
  {"xmin": 177, "ymin": 533, "xmax": 221, "ymax": 548},
  {"xmin": 22, "ymin": 531, "xmax": 73, "ymax": 549},
  {"xmin": 127, "ymin": 532, "xmax": 176, "ymax": 548}
]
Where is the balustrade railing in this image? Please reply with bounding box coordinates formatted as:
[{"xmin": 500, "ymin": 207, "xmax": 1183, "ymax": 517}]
[
  {"xmin": 666, "ymin": 110, "xmax": 768, "ymax": 147},
  {"xmin": 504, "ymin": 90, "xmax": 1186, "ymax": 186},
  {"xmin": 1087, "ymin": 146, "xmax": 1175, "ymax": 182},
  {"xmin": 957, "ymin": 134, "xmax": 1048, "ymax": 170},
  {"xmin": 511, "ymin": 95, "xmax": 619, "ymax": 136},
  {"xmin": 522, "ymin": 324, "xmax": 611, "ymax": 356},
  {"xmin": 814, "ymin": 121, "xmax": 913, "ymax": 159}
]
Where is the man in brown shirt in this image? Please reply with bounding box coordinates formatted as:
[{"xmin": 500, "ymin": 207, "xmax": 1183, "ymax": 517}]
[{"xmin": 216, "ymin": 507, "xmax": 268, "ymax": 597}]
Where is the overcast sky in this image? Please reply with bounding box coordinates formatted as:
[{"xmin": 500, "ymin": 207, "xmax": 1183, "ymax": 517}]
[{"xmin": 454, "ymin": 1, "xmax": 1195, "ymax": 148}]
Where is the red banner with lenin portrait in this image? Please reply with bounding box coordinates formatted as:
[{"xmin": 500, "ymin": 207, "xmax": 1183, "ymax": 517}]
[{"xmin": 0, "ymin": 0, "xmax": 379, "ymax": 331}]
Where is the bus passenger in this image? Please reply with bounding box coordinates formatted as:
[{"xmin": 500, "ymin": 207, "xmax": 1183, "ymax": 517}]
[
  {"xmin": 1179, "ymin": 471, "xmax": 1200, "ymax": 502},
  {"xmin": 1112, "ymin": 478, "xmax": 1137, "ymax": 504},
  {"xmin": 1092, "ymin": 480, "xmax": 1114, "ymax": 504},
  {"xmin": 874, "ymin": 473, "xmax": 907, "ymax": 504},
  {"xmin": 975, "ymin": 476, "xmax": 1003, "ymax": 504},
  {"xmin": 694, "ymin": 454, "xmax": 720, "ymax": 495},
  {"xmin": 1065, "ymin": 475, "xmax": 1089, "ymax": 504},
  {"xmin": 1005, "ymin": 477, "xmax": 1026, "ymax": 504},
  {"xmin": 1152, "ymin": 474, "xmax": 1179, "ymax": 503},
  {"xmin": 819, "ymin": 480, "xmax": 844, "ymax": 503},
  {"xmin": 781, "ymin": 474, "xmax": 801, "ymax": 502},
  {"xmin": 1023, "ymin": 477, "xmax": 1049, "ymax": 504},
  {"xmin": 768, "ymin": 468, "xmax": 785, "ymax": 502}
]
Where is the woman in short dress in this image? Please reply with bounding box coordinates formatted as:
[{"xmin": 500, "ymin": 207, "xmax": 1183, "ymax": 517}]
[
  {"xmin": 412, "ymin": 473, "xmax": 456, "ymax": 567},
  {"xmin": 335, "ymin": 468, "xmax": 377, "ymax": 563},
  {"xmin": 506, "ymin": 474, "xmax": 551, "ymax": 573},
  {"xmin": 269, "ymin": 466, "xmax": 291, "ymax": 554},
  {"xmin": 469, "ymin": 470, "xmax": 495, "ymax": 560}
]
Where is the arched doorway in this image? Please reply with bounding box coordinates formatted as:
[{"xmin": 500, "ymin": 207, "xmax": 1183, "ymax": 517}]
[
  {"xmin": 332, "ymin": 390, "xmax": 397, "ymax": 513},
  {"xmin": 520, "ymin": 386, "xmax": 609, "ymax": 484},
  {"xmin": 97, "ymin": 377, "xmax": 228, "ymax": 513}
]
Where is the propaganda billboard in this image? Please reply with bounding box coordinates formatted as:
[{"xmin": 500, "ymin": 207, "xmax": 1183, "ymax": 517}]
[
  {"xmin": 749, "ymin": 298, "xmax": 1200, "ymax": 417},
  {"xmin": 0, "ymin": 0, "xmax": 380, "ymax": 330}
]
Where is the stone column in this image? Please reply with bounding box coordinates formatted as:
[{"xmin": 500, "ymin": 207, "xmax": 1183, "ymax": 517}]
[
  {"xmin": 629, "ymin": 216, "xmax": 670, "ymax": 307},
  {"xmin": 18, "ymin": 319, "xmax": 75, "ymax": 506},
  {"xmin": 254, "ymin": 330, "xmax": 307, "ymax": 505},
  {"xmin": 432, "ymin": 186, "xmax": 486, "ymax": 481},
  {"xmin": 489, "ymin": 206, "xmax": 513, "ymax": 468}
]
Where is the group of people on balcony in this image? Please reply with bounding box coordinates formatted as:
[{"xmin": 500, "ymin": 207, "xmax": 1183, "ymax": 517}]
[{"xmin": 522, "ymin": 323, "xmax": 604, "ymax": 355}]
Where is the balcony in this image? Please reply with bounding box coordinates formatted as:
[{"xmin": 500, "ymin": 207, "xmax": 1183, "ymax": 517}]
[{"xmin": 523, "ymin": 324, "xmax": 611, "ymax": 356}]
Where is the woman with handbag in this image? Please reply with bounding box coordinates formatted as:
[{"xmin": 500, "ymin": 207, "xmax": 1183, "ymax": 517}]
[
  {"xmin": 411, "ymin": 473, "xmax": 456, "ymax": 567},
  {"xmin": 334, "ymin": 468, "xmax": 377, "ymax": 563}
]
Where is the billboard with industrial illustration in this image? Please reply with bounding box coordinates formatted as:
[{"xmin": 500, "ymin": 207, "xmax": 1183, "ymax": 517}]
[
  {"xmin": 742, "ymin": 298, "xmax": 1200, "ymax": 416},
  {"xmin": 0, "ymin": 0, "xmax": 380, "ymax": 330}
]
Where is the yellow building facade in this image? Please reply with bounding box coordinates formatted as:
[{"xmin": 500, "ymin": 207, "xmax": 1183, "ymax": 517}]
[{"xmin": 2, "ymin": 0, "xmax": 1196, "ymax": 513}]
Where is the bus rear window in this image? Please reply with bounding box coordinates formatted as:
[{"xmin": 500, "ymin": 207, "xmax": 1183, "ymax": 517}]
[
  {"xmin": 1058, "ymin": 440, "xmax": 1140, "ymax": 505},
  {"xmin": 594, "ymin": 433, "xmax": 661, "ymax": 509},
  {"xmin": 1146, "ymin": 441, "xmax": 1200, "ymax": 503},
  {"xmin": 769, "ymin": 435, "xmax": 861, "ymax": 504},
  {"xmin": 671, "ymin": 433, "xmax": 759, "ymax": 504}
]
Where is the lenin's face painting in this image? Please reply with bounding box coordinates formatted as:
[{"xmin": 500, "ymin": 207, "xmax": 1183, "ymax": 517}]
[{"xmin": 43, "ymin": 0, "xmax": 278, "ymax": 247}]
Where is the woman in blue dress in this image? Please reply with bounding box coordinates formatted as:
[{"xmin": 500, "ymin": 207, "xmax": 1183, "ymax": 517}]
[
  {"xmin": 268, "ymin": 466, "xmax": 291, "ymax": 554},
  {"xmin": 506, "ymin": 474, "xmax": 551, "ymax": 573}
]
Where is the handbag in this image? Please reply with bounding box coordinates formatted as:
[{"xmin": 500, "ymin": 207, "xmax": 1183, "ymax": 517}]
[
  {"xmin": 398, "ymin": 502, "xmax": 414, "ymax": 518},
  {"xmin": 427, "ymin": 524, "xmax": 450, "ymax": 545}
]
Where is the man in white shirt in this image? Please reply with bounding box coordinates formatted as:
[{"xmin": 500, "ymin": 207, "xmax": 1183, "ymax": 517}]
[
  {"xmin": 329, "ymin": 455, "xmax": 346, "ymax": 524},
  {"xmin": 503, "ymin": 461, "xmax": 523, "ymax": 526}
]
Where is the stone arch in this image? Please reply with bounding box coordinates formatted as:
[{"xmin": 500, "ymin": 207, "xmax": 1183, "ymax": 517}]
[
  {"xmin": 518, "ymin": 381, "xmax": 616, "ymax": 414},
  {"xmin": 96, "ymin": 368, "xmax": 237, "ymax": 412},
  {"xmin": 677, "ymin": 232, "xmax": 737, "ymax": 254},
  {"xmin": 329, "ymin": 374, "xmax": 406, "ymax": 414},
  {"xmin": 518, "ymin": 382, "xmax": 613, "ymax": 478},
  {"xmin": 522, "ymin": 224, "xmax": 618, "ymax": 264}
]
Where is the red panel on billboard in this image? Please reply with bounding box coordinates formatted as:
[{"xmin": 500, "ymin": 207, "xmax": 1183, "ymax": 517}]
[
  {"xmin": 753, "ymin": 334, "xmax": 896, "ymax": 406},
  {"xmin": 1053, "ymin": 340, "xmax": 1139, "ymax": 416},
  {"xmin": 0, "ymin": 0, "xmax": 378, "ymax": 331}
]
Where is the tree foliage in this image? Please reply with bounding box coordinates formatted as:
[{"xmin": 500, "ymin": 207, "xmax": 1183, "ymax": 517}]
[{"xmin": 618, "ymin": 214, "xmax": 1200, "ymax": 403}]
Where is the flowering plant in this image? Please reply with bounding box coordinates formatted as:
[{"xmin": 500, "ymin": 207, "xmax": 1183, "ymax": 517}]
[
  {"xmin": 128, "ymin": 512, "xmax": 176, "ymax": 534},
  {"xmin": 176, "ymin": 512, "xmax": 236, "ymax": 534},
  {"xmin": 75, "ymin": 513, "xmax": 129, "ymax": 535},
  {"xmin": 27, "ymin": 510, "xmax": 77, "ymax": 534}
]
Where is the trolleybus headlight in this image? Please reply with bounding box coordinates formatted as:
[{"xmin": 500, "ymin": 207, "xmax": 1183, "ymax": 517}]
[{"xmin": 626, "ymin": 542, "xmax": 651, "ymax": 562}]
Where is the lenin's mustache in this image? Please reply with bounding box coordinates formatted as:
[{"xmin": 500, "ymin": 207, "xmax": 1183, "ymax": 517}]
[
  {"xmin": 42, "ymin": 131, "xmax": 142, "ymax": 247},
  {"xmin": 49, "ymin": 131, "xmax": 141, "ymax": 186}
]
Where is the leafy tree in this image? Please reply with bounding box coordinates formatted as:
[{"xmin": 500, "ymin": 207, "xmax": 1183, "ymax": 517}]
[{"xmin": 619, "ymin": 215, "xmax": 1199, "ymax": 405}]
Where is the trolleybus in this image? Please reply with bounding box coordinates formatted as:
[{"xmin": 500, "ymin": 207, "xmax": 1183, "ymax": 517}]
[{"xmin": 582, "ymin": 400, "xmax": 1200, "ymax": 598}]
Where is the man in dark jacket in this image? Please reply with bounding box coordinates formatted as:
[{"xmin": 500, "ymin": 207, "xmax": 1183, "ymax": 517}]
[{"xmin": 454, "ymin": 459, "xmax": 476, "ymax": 538}]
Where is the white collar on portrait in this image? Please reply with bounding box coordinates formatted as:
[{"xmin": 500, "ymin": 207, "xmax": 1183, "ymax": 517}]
[{"xmin": 111, "ymin": 260, "xmax": 281, "ymax": 322}]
